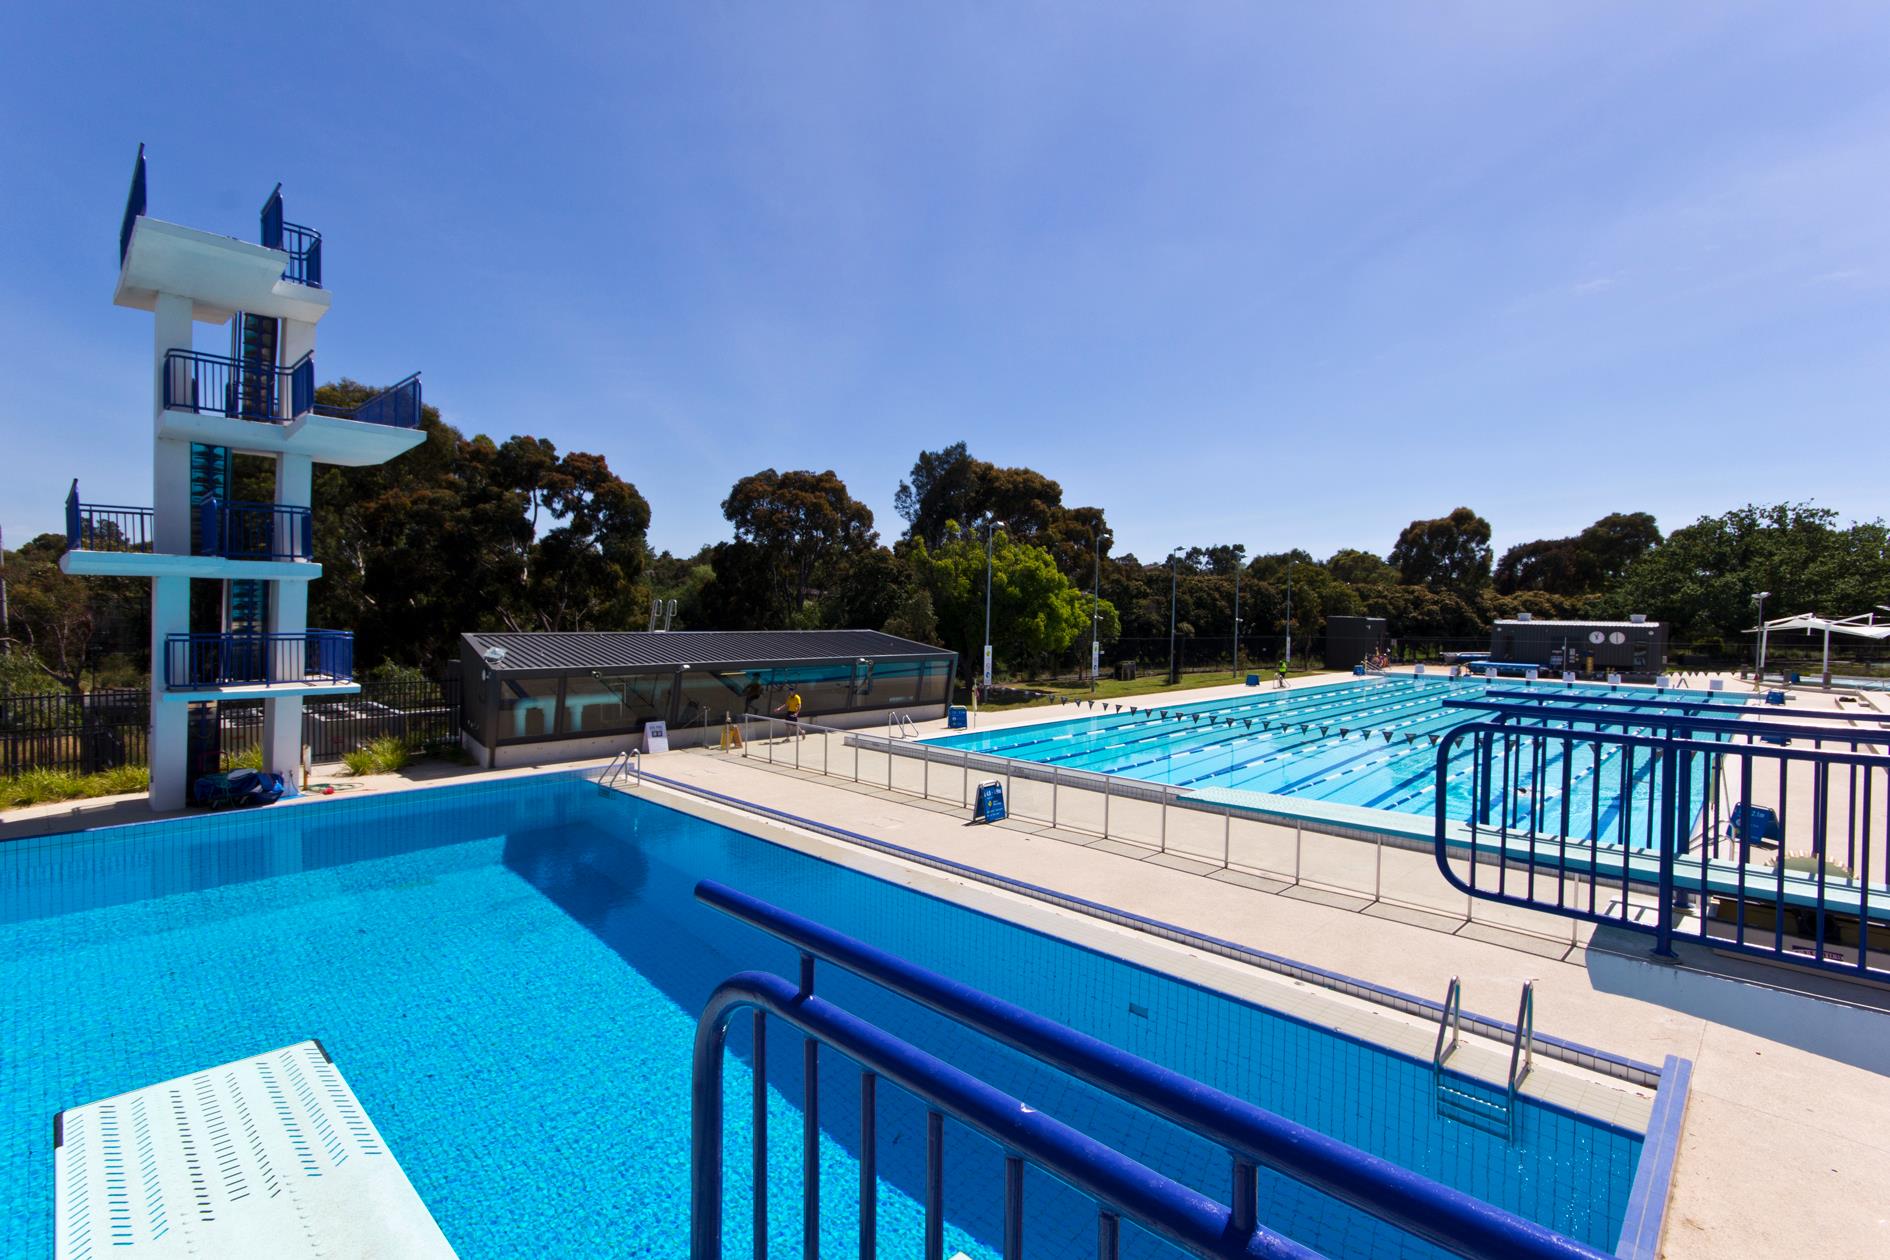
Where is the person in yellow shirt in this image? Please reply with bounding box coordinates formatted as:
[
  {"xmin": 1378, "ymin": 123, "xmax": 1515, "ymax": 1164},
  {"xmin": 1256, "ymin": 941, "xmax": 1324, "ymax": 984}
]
[{"xmin": 775, "ymin": 689, "xmax": 804, "ymax": 737}]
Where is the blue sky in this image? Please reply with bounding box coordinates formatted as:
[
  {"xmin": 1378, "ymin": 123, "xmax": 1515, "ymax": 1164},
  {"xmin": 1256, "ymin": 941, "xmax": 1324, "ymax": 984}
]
[{"xmin": 4, "ymin": 2, "xmax": 1887, "ymax": 564}]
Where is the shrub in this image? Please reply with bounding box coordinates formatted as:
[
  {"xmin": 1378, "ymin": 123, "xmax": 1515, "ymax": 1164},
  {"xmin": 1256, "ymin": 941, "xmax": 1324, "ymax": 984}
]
[
  {"xmin": 1, "ymin": 764, "xmax": 151, "ymax": 809},
  {"xmin": 341, "ymin": 735, "xmax": 419, "ymax": 776},
  {"xmin": 221, "ymin": 745, "xmax": 263, "ymax": 771}
]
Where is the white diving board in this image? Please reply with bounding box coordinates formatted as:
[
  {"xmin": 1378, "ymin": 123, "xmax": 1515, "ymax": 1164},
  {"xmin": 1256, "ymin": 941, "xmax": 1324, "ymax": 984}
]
[{"xmin": 55, "ymin": 1039, "xmax": 456, "ymax": 1259}]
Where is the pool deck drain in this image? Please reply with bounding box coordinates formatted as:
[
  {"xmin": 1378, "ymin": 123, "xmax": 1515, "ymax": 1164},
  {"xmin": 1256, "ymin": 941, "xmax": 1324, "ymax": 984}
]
[{"xmin": 55, "ymin": 1040, "xmax": 456, "ymax": 1259}]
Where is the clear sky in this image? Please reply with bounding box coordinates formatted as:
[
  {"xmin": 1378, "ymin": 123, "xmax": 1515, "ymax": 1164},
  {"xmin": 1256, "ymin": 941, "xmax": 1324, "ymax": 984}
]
[{"xmin": 3, "ymin": 2, "xmax": 1886, "ymax": 564}]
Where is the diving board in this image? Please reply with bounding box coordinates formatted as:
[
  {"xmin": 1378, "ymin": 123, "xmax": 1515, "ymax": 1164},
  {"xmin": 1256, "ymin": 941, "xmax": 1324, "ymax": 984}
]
[{"xmin": 55, "ymin": 1039, "xmax": 456, "ymax": 1259}]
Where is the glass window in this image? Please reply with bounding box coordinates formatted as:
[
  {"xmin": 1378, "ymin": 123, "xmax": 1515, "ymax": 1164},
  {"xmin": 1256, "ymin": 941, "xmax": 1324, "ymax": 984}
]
[
  {"xmin": 916, "ymin": 659, "xmax": 951, "ymax": 705},
  {"xmin": 767, "ymin": 663, "xmax": 855, "ymax": 717},
  {"xmin": 561, "ymin": 671, "xmax": 673, "ymax": 734},
  {"xmin": 676, "ymin": 669, "xmax": 769, "ymax": 729},
  {"xmin": 858, "ymin": 658, "xmax": 927, "ymax": 708},
  {"xmin": 496, "ymin": 677, "xmax": 562, "ymax": 741}
]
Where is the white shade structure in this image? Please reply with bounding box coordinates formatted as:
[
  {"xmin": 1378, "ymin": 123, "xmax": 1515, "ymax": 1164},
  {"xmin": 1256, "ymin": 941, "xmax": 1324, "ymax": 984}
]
[{"xmin": 1744, "ymin": 612, "xmax": 1890, "ymax": 685}]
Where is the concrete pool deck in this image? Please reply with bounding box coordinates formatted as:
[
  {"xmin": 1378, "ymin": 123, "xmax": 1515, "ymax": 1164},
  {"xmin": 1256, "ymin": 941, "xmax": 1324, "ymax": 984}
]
[{"xmin": 6, "ymin": 670, "xmax": 1889, "ymax": 1257}]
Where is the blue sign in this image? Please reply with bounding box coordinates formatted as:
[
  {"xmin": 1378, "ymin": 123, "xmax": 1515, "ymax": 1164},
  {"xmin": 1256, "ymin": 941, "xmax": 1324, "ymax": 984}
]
[
  {"xmin": 1728, "ymin": 803, "xmax": 1782, "ymax": 848},
  {"xmin": 947, "ymin": 705, "xmax": 969, "ymax": 730},
  {"xmin": 974, "ymin": 780, "xmax": 1007, "ymax": 824}
]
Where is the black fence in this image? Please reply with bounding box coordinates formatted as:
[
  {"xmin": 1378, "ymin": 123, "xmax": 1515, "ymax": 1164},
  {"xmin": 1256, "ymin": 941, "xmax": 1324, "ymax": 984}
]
[{"xmin": 0, "ymin": 676, "xmax": 461, "ymax": 777}]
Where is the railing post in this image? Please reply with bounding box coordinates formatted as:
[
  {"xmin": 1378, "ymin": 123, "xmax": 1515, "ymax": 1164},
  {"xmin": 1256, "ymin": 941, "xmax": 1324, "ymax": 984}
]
[
  {"xmin": 1102, "ymin": 772, "xmax": 1111, "ymax": 839},
  {"xmin": 1052, "ymin": 764, "xmax": 1059, "ymax": 828},
  {"xmin": 1654, "ymin": 736, "xmax": 1680, "ymax": 958}
]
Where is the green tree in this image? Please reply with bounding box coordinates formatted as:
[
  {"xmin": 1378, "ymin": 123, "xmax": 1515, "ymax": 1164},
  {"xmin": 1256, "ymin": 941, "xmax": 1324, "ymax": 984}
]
[
  {"xmin": 0, "ymin": 533, "xmax": 144, "ymax": 698},
  {"xmin": 909, "ymin": 528, "xmax": 1111, "ymax": 685},
  {"xmin": 1608, "ymin": 503, "xmax": 1889, "ymax": 643},
  {"xmin": 1389, "ymin": 507, "xmax": 1493, "ymax": 598},
  {"xmin": 721, "ymin": 468, "xmax": 877, "ymax": 614}
]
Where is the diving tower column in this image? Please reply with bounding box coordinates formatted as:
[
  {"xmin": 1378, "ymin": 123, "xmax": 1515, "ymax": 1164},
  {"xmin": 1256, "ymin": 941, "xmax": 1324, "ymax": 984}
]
[
  {"xmin": 261, "ymin": 450, "xmax": 314, "ymax": 778},
  {"xmin": 149, "ymin": 292, "xmax": 194, "ymax": 811}
]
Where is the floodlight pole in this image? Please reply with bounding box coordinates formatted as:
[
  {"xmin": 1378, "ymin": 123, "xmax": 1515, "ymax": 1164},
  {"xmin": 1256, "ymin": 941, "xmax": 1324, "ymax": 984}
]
[
  {"xmin": 1751, "ymin": 591, "xmax": 1770, "ymax": 690},
  {"xmin": 976, "ymin": 517, "xmax": 1003, "ymax": 724},
  {"xmin": 1232, "ymin": 561, "xmax": 1242, "ymax": 679},
  {"xmin": 1284, "ymin": 559, "xmax": 1294, "ymax": 670},
  {"xmin": 1090, "ymin": 531, "xmax": 1102, "ymax": 691},
  {"xmin": 1168, "ymin": 550, "xmax": 1180, "ymax": 686}
]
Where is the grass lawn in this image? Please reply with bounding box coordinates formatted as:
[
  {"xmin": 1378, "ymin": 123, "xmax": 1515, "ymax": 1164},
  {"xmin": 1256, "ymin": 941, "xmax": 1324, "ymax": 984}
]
[{"xmin": 971, "ymin": 668, "xmax": 1323, "ymax": 711}]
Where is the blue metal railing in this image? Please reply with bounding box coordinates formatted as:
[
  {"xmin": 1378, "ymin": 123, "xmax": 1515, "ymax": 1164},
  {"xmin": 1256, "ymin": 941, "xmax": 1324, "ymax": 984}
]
[
  {"xmin": 692, "ymin": 881, "xmax": 1613, "ymax": 1260},
  {"xmin": 163, "ymin": 630, "xmax": 353, "ymax": 690},
  {"xmin": 1433, "ymin": 701, "xmax": 1890, "ymax": 978},
  {"xmin": 197, "ymin": 497, "xmax": 314, "ymax": 561},
  {"xmin": 260, "ymin": 184, "xmax": 323, "ymax": 288},
  {"xmin": 164, "ymin": 350, "xmax": 293, "ymax": 421},
  {"xmin": 119, "ymin": 144, "xmax": 147, "ymax": 265},
  {"xmin": 313, "ymin": 373, "xmax": 423, "ymax": 429},
  {"xmin": 65, "ymin": 480, "xmax": 154, "ymax": 554}
]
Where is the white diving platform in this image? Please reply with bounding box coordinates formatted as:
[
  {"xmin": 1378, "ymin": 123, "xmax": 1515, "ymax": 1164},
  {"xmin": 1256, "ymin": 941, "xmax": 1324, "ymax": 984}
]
[{"xmin": 55, "ymin": 1040, "xmax": 456, "ymax": 1259}]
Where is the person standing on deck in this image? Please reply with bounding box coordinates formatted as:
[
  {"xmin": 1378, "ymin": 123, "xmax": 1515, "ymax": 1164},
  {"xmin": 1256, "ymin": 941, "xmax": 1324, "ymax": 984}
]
[
  {"xmin": 775, "ymin": 689, "xmax": 804, "ymax": 738},
  {"xmin": 1276, "ymin": 655, "xmax": 1289, "ymax": 688}
]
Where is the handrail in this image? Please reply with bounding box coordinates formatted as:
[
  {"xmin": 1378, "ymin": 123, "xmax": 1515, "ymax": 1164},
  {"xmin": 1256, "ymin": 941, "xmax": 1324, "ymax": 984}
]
[
  {"xmin": 65, "ymin": 481, "xmax": 156, "ymax": 554},
  {"xmin": 694, "ymin": 881, "xmax": 1612, "ymax": 1260},
  {"xmin": 1509, "ymin": 982, "xmax": 1535, "ymax": 1100},
  {"xmin": 1450, "ymin": 692, "xmax": 1890, "ymax": 730},
  {"xmin": 163, "ymin": 348, "xmax": 292, "ymax": 421},
  {"xmin": 261, "ymin": 183, "xmax": 323, "ymax": 288},
  {"xmin": 1432, "ymin": 976, "xmax": 1462, "ymax": 1071},
  {"xmin": 597, "ymin": 749, "xmax": 640, "ymax": 788},
  {"xmin": 692, "ymin": 969, "xmax": 1322, "ymax": 1260},
  {"xmin": 312, "ymin": 373, "xmax": 423, "ymax": 429},
  {"xmin": 1440, "ymin": 698, "xmax": 1890, "ymax": 742},
  {"xmin": 163, "ymin": 630, "xmax": 353, "ymax": 689},
  {"xmin": 197, "ymin": 496, "xmax": 314, "ymax": 561}
]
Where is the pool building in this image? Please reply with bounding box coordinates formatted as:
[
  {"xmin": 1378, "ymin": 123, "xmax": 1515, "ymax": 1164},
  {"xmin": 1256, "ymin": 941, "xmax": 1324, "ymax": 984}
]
[{"xmin": 457, "ymin": 628, "xmax": 957, "ymax": 765}]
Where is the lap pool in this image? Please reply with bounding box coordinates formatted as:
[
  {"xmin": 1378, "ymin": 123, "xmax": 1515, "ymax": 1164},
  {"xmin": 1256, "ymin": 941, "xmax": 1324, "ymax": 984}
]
[
  {"xmin": 2, "ymin": 774, "xmax": 1648, "ymax": 1257},
  {"xmin": 930, "ymin": 675, "xmax": 1749, "ymax": 828}
]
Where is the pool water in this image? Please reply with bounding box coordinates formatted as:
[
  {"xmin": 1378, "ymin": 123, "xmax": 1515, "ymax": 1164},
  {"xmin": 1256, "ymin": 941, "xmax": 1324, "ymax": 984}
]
[
  {"xmin": 932, "ymin": 676, "xmax": 1748, "ymax": 832},
  {"xmin": 1, "ymin": 775, "xmax": 1644, "ymax": 1257}
]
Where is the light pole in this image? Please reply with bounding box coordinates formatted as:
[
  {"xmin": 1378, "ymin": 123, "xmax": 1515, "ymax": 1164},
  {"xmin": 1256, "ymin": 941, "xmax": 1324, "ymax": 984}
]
[
  {"xmin": 1090, "ymin": 530, "xmax": 1103, "ymax": 690},
  {"xmin": 1168, "ymin": 549, "xmax": 1181, "ymax": 685},
  {"xmin": 975, "ymin": 517, "xmax": 1004, "ymax": 723},
  {"xmin": 1232, "ymin": 559, "xmax": 1242, "ymax": 679},
  {"xmin": 1284, "ymin": 558, "xmax": 1294, "ymax": 670},
  {"xmin": 1751, "ymin": 591, "xmax": 1770, "ymax": 690}
]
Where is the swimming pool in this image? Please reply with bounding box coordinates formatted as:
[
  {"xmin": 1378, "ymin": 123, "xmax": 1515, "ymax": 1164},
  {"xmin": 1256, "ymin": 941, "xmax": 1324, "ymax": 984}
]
[
  {"xmin": 931, "ymin": 675, "xmax": 1749, "ymax": 829},
  {"xmin": 2, "ymin": 775, "xmax": 1645, "ymax": 1257}
]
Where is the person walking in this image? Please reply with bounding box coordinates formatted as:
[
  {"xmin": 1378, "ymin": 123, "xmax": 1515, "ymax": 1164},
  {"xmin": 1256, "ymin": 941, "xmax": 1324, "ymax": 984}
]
[
  {"xmin": 774, "ymin": 688, "xmax": 805, "ymax": 738},
  {"xmin": 1276, "ymin": 655, "xmax": 1289, "ymax": 688}
]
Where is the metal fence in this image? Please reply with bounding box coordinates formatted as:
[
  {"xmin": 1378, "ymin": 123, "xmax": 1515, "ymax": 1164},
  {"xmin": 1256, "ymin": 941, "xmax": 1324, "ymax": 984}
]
[
  {"xmin": 0, "ymin": 689, "xmax": 150, "ymax": 776},
  {"xmin": 1432, "ymin": 697, "xmax": 1890, "ymax": 980},
  {"xmin": 0, "ymin": 676, "xmax": 461, "ymax": 776},
  {"xmin": 718, "ymin": 712, "xmax": 1581, "ymax": 947}
]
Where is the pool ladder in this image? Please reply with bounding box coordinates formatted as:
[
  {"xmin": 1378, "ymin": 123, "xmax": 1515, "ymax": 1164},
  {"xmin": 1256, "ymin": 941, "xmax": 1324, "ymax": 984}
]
[
  {"xmin": 886, "ymin": 711, "xmax": 921, "ymax": 740},
  {"xmin": 1431, "ymin": 977, "xmax": 1534, "ymax": 1142},
  {"xmin": 599, "ymin": 748, "xmax": 640, "ymax": 789}
]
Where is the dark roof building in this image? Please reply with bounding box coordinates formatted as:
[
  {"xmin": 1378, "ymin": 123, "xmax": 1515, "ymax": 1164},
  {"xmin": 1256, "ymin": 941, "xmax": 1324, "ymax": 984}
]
[{"xmin": 458, "ymin": 629, "xmax": 957, "ymax": 766}]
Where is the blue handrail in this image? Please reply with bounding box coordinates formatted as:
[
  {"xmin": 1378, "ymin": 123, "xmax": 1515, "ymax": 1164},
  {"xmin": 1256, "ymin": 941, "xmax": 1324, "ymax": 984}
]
[
  {"xmin": 65, "ymin": 480, "xmax": 155, "ymax": 553},
  {"xmin": 163, "ymin": 630, "xmax": 352, "ymax": 689},
  {"xmin": 694, "ymin": 881, "xmax": 1612, "ymax": 1260},
  {"xmin": 1433, "ymin": 709, "xmax": 1890, "ymax": 977},
  {"xmin": 197, "ymin": 497, "xmax": 314, "ymax": 561},
  {"xmin": 260, "ymin": 184, "xmax": 323, "ymax": 288},
  {"xmin": 1455, "ymin": 690, "xmax": 1890, "ymax": 729},
  {"xmin": 164, "ymin": 349, "xmax": 292, "ymax": 421},
  {"xmin": 694, "ymin": 969, "xmax": 1323, "ymax": 1260},
  {"xmin": 1440, "ymin": 698, "xmax": 1890, "ymax": 743},
  {"xmin": 118, "ymin": 143, "xmax": 146, "ymax": 265},
  {"xmin": 311, "ymin": 373, "xmax": 422, "ymax": 428}
]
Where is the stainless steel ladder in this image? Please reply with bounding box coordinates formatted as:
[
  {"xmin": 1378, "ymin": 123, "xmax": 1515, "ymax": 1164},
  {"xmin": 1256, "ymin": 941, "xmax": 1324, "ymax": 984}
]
[{"xmin": 1432, "ymin": 977, "xmax": 1534, "ymax": 1142}]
